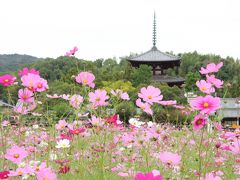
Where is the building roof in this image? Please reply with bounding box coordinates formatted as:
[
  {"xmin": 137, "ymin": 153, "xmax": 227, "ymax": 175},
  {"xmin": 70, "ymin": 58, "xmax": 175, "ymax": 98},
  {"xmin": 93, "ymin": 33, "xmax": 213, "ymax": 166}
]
[
  {"xmin": 128, "ymin": 46, "xmax": 180, "ymax": 62},
  {"xmin": 152, "ymin": 75, "xmax": 185, "ymax": 83}
]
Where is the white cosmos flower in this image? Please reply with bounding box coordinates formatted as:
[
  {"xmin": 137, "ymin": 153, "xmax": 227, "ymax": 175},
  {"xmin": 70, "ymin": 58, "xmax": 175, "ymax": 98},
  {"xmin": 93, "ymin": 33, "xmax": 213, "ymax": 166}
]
[
  {"xmin": 49, "ymin": 152, "xmax": 58, "ymax": 160},
  {"xmin": 129, "ymin": 118, "xmax": 144, "ymax": 128},
  {"xmin": 56, "ymin": 139, "xmax": 70, "ymax": 149},
  {"xmin": 39, "ymin": 141, "xmax": 48, "ymax": 147}
]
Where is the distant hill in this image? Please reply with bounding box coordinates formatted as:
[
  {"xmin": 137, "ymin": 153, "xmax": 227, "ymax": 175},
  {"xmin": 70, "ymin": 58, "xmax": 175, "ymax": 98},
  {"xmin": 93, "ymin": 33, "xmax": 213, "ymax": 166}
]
[{"xmin": 0, "ymin": 54, "xmax": 40, "ymax": 73}]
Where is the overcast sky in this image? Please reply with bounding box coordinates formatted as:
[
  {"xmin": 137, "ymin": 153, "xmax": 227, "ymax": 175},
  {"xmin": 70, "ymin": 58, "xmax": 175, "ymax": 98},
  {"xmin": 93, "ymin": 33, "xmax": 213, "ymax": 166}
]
[{"xmin": 0, "ymin": 0, "xmax": 239, "ymax": 60}]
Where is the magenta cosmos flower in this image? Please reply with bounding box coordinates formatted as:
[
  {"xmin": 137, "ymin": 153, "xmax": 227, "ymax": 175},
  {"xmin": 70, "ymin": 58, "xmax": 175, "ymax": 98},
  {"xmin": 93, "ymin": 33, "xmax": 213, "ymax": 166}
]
[
  {"xmin": 134, "ymin": 171, "xmax": 162, "ymax": 180},
  {"xmin": 159, "ymin": 151, "xmax": 181, "ymax": 166},
  {"xmin": 18, "ymin": 88, "xmax": 34, "ymax": 103},
  {"xmin": 190, "ymin": 95, "xmax": 221, "ymax": 114},
  {"xmin": 89, "ymin": 89, "xmax": 109, "ymax": 107},
  {"xmin": 65, "ymin": 46, "xmax": 78, "ymax": 56},
  {"xmin": 206, "ymin": 74, "xmax": 224, "ymax": 88},
  {"xmin": 192, "ymin": 114, "xmax": 208, "ymax": 131},
  {"xmin": 196, "ymin": 80, "xmax": 215, "ymax": 94},
  {"xmin": 69, "ymin": 95, "xmax": 83, "ymax": 108},
  {"xmin": 21, "ymin": 73, "xmax": 48, "ymax": 92},
  {"xmin": 199, "ymin": 62, "xmax": 223, "ymax": 74},
  {"xmin": 138, "ymin": 86, "xmax": 163, "ymax": 105},
  {"xmin": 0, "ymin": 74, "xmax": 16, "ymax": 87},
  {"xmin": 4, "ymin": 145, "xmax": 28, "ymax": 164},
  {"xmin": 136, "ymin": 98, "xmax": 153, "ymax": 115},
  {"xmin": 75, "ymin": 72, "xmax": 95, "ymax": 88},
  {"xmin": 18, "ymin": 67, "xmax": 39, "ymax": 77}
]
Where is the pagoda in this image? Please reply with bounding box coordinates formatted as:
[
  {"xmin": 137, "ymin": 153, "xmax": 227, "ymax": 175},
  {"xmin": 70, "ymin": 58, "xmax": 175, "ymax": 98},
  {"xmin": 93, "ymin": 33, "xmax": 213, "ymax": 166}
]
[{"xmin": 128, "ymin": 12, "xmax": 184, "ymax": 86}]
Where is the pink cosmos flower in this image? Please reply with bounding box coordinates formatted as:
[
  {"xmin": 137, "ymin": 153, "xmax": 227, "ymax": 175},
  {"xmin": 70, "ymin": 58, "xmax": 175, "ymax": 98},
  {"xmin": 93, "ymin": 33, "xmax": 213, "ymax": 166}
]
[
  {"xmin": 36, "ymin": 168, "xmax": 57, "ymax": 180},
  {"xmin": 65, "ymin": 46, "xmax": 78, "ymax": 56},
  {"xmin": 213, "ymin": 122, "xmax": 223, "ymax": 131},
  {"xmin": 0, "ymin": 74, "xmax": 16, "ymax": 87},
  {"xmin": 18, "ymin": 88, "xmax": 34, "ymax": 103},
  {"xmin": 8, "ymin": 166, "xmax": 32, "ymax": 177},
  {"xmin": 69, "ymin": 95, "xmax": 83, "ymax": 108},
  {"xmin": 121, "ymin": 92, "xmax": 130, "ymax": 100},
  {"xmin": 159, "ymin": 100, "xmax": 177, "ymax": 106},
  {"xmin": 89, "ymin": 89, "xmax": 109, "ymax": 107},
  {"xmin": 199, "ymin": 62, "xmax": 223, "ymax": 74},
  {"xmin": 206, "ymin": 74, "xmax": 224, "ymax": 88},
  {"xmin": 18, "ymin": 67, "xmax": 39, "ymax": 77},
  {"xmin": 89, "ymin": 116, "xmax": 105, "ymax": 126},
  {"xmin": 196, "ymin": 80, "xmax": 215, "ymax": 94},
  {"xmin": 21, "ymin": 73, "xmax": 48, "ymax": 92},
  {"xmin": 159, "ymin": 151, "xmax": 181, "ymax": 166},
  {"xmin": 192, "ymin": 114, "xmax": 208, "ymax": 130},
  {"xmin": 5, "ymin": 145, "xmax": 28, "ymax": 164},
  {"xmin": 56, "ymin": 120, "xmax": 68, "ymax": 130},
  {"xmin": 134, "ymin": 171, "xmax": 162, "ymax": 180},
  {"xmin": 46, "ymin": 94, "xmax": 61, "ymax": 99},
  {"xmin": 13, "ymin": 102, "xmax": 29, "ymax": 115},
  {"xmin": 190, "ymin": 95, "xmax": 221, "ymax": 114},
  {"xmin": 138, "ymin": 86, "xmax": 163, "ymax": 105},
  {"xmin": 229, "ymin": 138, "xmax": 240, "ymax": 155},
  {"xmin": 136, "ymin": 98, "xmax": 153, "ymax": 115},
  {"xmin": 33, "ymin": 162, "xmax": 47, "ymax": 173},
  {"xmin": 201, "ymin": 172, "xmax": 222, "ymax": 180},
  {"xmin": 75, "ymin": 72, "xmax": 95, "ymax": 88}
]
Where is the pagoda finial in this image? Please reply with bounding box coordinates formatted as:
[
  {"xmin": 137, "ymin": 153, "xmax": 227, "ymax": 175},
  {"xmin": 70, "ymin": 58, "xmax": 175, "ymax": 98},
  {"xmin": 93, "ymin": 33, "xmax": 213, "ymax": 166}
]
[{"xmin": 153, "ymin": 11, "xmax": 157, "ymax": 47}]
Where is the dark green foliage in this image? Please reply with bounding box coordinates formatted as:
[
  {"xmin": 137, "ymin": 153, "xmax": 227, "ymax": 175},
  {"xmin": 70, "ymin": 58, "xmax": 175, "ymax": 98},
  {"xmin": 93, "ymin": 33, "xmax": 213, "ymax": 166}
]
[
  {"xmin": 130, "ymin": 65, "xmax": 152, "ymax": 87},
  {"xmin": 115, "ymin": 101, "xmax": 136, "ymax": 124},
  {"xmin": 184, "ymin": 72, "xmax": 201, "ymax": 92}
]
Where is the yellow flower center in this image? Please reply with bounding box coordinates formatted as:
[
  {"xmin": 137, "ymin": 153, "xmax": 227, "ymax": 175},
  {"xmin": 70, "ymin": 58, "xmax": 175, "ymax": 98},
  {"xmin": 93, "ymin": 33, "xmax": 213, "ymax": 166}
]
[
  {"xmin": 18, "ymin": 171, "xmax": 23, "ymax": 175},
  {"xmin": 148, "ymin": 95, "xmax": 152, "ymax": 100},
  {"xmin": 44, "ymin": 178, "xmax": 49, "ymax": 180},
  {"xmin": 203, "ymin": 103, "xmax": 209, "ymax": 108},
  {"xmin": 14, "ymin": 154, "xmax": 19, "ymax": 158},
  {"xmin": 83, "ymin": 79, "xmax": 88, "ymax": 83},
  {"xmin": 201, "ymin": 87, "xmax": 207, "ymax": 91},
  {"xmin": 196, "ymin": 119, "xmax": 202, "ymax": 125},
  {"xmin": 4, "ymin": 79, "xmax": 9, "ymax": 83},
  {"xmin": 141, "ymin": 105, "xmax": 145, "ymax": 110},
  {"xmin": 35, "ymin": 167, "xmax": 40, "ymax": 171},
  {"xmin": 96, "ymin": 97, "xmax": 100, "ymax": 102}
]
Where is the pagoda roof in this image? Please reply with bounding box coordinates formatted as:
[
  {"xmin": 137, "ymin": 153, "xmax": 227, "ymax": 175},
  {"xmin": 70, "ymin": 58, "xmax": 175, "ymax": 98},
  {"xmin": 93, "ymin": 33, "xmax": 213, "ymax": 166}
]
[{"xmin": 128, "ymin": 46, "xmax": 180, "ymax": 62}]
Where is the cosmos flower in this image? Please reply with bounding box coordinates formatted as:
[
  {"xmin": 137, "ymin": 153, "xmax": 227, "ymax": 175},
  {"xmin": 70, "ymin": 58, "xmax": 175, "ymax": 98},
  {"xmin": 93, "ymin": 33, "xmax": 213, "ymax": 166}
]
[
  {"xmin": 136, "ymin": 98, "xmax": 153, "ymax": 115},
  {"xmin": 0, "ymin": 74, "xmax": 16, "ymax": 87},
  {"xmin": 69, "ymin": 95, "xmax": 83, "ymax": 108},
  {"xmin": 190, "ymin": 95, "xmax": 221, "ymax": 114},
  {"xmin": 65, "ymin": 46, "xmax": 78, "ymax": 56},
  {"xmin": 55, "ymin": 120, "xmax": 68, "ymax": 130},
  {"xmin": 21, "ymin": 73, "xmax": 48, "ymax": 92},
  {"xmin": 192, "ymin": 114, "xmax": 208, "ymax": 131},
  {"xmin": 199, "ymin": 62, "xmax": 223, "ymax": 74},
  {"xmin": 134, "ymin": 171, "xmax": 162, "ymax": 180},
  {"xmin": 18, "ymin": 88, "xmax": 34, "ymax": 103},
  {"xmin": 5, "ymin": 145, "xmax": 28, "ymax": 164},
  {"xmin": 75, "ymin": 72, "xmax": 95, "ymax": 88},
  {"xmin": 206, "ymin": 74, "xmax": 224, "ymax": 88},
  {"xmin": 138, "ymin": 86, "xmax": 163, "ymax": 105},
  {"xmin": 36, "ymin": 168, "xmax": 57, "ymax": 180},
  {"xmin": 196, "ymin": 80, "xmax": 215, "ymax": 94},
  {"xmin": 159, "ymin": 152, "xmax": 181, "ymax": 166},
  {"xmin": 56, "ymin": 139, "xmax": 70, "ymax": 149},
  {"xmin": 18, "ymin": 67, "xmax": 39, "ymax": 77},
  {"xmin": 89, "ymin": 89, "xmax": 109, "ymax": 108}
]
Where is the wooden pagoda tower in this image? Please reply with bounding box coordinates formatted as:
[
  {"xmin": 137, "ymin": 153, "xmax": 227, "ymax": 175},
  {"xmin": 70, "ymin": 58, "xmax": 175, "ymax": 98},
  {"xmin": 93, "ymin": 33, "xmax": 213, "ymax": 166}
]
[{"xmin": 128, "ymin": 12, "xmax": 184, "ymax": 86}]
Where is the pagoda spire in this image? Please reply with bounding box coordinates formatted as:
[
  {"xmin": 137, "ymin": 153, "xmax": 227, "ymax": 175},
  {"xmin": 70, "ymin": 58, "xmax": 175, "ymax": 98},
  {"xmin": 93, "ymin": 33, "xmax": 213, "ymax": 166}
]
[{"xmin": 153, "ymin": 11, "xmax": 157, "ymax": 47}]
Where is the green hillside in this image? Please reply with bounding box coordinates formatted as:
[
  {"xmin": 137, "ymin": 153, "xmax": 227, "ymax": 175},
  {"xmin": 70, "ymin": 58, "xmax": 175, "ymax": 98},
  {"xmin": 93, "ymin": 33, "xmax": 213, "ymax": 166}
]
[{"xmin": 0, "ymin": 54, "xmax": 39, "ymax": 73}]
